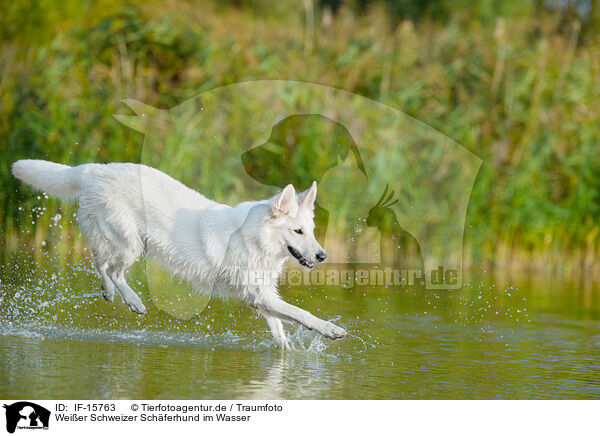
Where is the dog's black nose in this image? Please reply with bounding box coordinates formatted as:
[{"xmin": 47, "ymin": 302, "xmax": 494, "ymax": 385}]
[{"xmin": 316, "ymin": 251, "xmax": 327, "ymax": 262}]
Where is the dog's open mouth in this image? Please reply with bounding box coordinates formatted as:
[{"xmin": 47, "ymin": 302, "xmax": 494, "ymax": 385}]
[{"xmin": 287, "ymin": 246, "xmax": 315, "ymax": 269}]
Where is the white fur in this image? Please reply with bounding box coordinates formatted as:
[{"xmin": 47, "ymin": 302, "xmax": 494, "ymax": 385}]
[{"xmin": 12, "ymin": 160, "xmax": 346, "ymax": 347}]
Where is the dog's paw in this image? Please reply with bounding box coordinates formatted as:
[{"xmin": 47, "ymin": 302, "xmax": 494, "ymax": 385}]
[
  {"xmin": 125, "ymin": 296, "xmax": 147, "ymax": 315},
  {"xmin": 101, "ymin": 284, "xmax": 114, "ymax": 303},
  {"xmin": 128, "ymin": 301, "xmax": 147, "ymax": 315},
  {"xmin": 319, "ymin": 321, "xmax": 347, "ymax": 340},
  {"xmin": 274, "ymin": 337, "xmax": 291, "ymax": 350}
]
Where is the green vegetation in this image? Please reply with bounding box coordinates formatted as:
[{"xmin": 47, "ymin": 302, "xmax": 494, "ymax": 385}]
[{"xmin": 1, "ymin": 0, "xmax": 599, "ymax": 275}]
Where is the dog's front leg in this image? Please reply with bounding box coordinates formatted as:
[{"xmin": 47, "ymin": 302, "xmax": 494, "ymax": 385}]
[
  {"xmin": 256, "ymin": 293, "xmax": 347, "ymax": 340},
  {"xmin": 257, "ymin": 309, "xmax": 290, "ymax": 349}
]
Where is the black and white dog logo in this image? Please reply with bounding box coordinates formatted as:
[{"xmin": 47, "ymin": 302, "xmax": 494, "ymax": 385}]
[{"xmin": 3, "ymin": 402, "xmax": 50, "ymax": 433}]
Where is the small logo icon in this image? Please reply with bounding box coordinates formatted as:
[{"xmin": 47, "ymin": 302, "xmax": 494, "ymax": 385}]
[{"xmin": 3, "ymin": 402, "xmax": 50, "ymax": 433}]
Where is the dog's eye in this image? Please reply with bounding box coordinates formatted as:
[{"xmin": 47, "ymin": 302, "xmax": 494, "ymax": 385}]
[{"xmin": 293, "ymin": 228, "xmax": 304, "ymax": 235}]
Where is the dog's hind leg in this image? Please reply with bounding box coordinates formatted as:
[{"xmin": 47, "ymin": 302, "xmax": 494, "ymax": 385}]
[
  {"xmin": 93, "ymin": 253, "xmax": 115, "ymax": 303},
  {"xmin": 80, "ymin": 208, "xmax": 122, "ymax": 304},
  {"xmin": 84, "ymin": 203, "xmax": 146, "ymax": 314},
  {"xmin": 107, "ymin": 263, "xmax": 147, "ymax": 315}
]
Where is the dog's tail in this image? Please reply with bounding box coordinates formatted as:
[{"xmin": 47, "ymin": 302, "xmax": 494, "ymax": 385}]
[{"xmin": 12, "ymin": 160, "xmax": 82, "ymax": 201}]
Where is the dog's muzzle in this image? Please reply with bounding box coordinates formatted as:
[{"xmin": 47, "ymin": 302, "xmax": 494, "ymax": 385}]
[{"xmin": 287, "ymin": 246, "xmax": 315, "ymax": 269}]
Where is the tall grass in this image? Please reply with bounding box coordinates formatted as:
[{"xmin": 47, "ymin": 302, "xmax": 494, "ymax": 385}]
[{"xmin": 1, "ymin": 1, "xmax": 599, "ymax": 275}]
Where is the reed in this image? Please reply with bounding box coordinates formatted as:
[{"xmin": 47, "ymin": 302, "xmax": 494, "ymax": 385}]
[{"xmin": 1, "ymin": 1, "xmax": 599, "ymax": 276}]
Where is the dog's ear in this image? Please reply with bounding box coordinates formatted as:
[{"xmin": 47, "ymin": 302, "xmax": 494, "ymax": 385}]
[
  {"xmin": 271, "ymin": 184, "xmax": 298, "ymax": 218},
  {"xmin": 298, "ymin": 181, "xmax": 317, "ymax": 210}
]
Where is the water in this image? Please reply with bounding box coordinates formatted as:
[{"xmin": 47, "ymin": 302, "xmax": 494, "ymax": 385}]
[{"xmin": 1, "ymin": 251, "xmax": 599, "ymax": 399}]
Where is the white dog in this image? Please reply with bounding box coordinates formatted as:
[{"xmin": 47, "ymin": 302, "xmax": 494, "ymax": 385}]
[{"xmin": 12, "ymin": 160, "xmax": 347, "ymax": 347}]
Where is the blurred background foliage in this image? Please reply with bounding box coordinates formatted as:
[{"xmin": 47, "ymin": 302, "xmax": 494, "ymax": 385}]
[{"xmin": 1, "ymin": 0, "xmax": 600, "ymax": 275}]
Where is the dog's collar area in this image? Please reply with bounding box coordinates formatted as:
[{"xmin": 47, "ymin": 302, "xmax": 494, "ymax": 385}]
[{"xmin": 287, "ymin": 245, "xmax": 314, "ymax": 269}]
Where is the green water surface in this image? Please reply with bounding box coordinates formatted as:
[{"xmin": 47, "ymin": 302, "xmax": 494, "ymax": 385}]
[{"xmin": 0, "ymin": 251, "xmax": 599, "ymax": 399}]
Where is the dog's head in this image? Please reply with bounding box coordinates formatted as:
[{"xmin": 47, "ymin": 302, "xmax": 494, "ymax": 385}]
[{"xmin": 266, "ymin": 182, "xmax": 326, "ymax": 269}]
